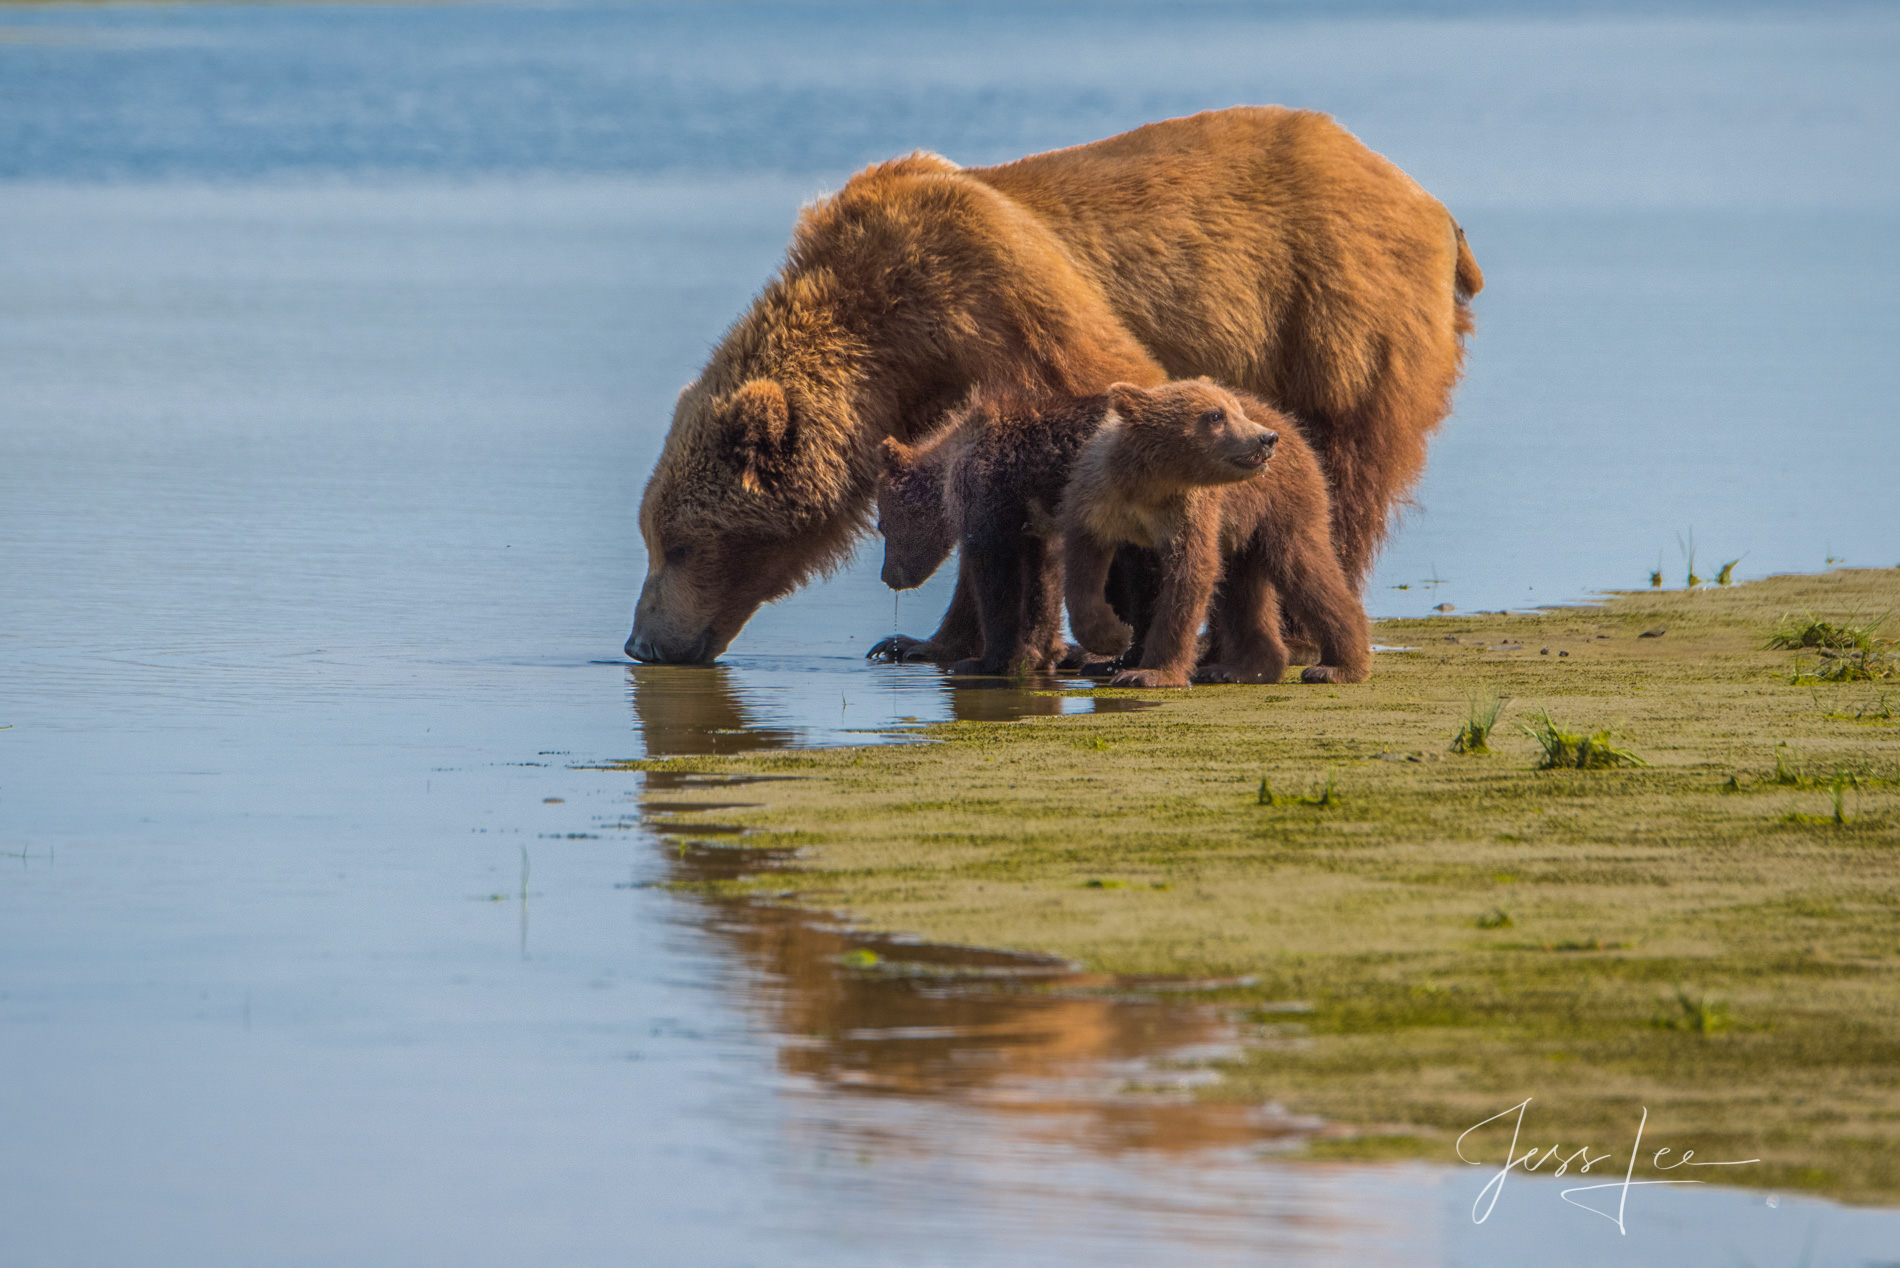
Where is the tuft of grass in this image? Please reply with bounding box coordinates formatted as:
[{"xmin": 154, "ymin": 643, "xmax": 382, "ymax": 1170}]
[
  {"xmin": 1810, "ymin": 690, "xmax": 1897, "ymax": 723},
  {"xmin": 1768, "ymin": 611, "xmax": 1885, "ymax": 653},
  {"xmin": 1680, "ymin": 530, "xmax": 1702, "ymax": 588},
  {"xmin": 1450, "ymin": 690, "xmax": 1509, "ymax": 754},
  {"xmin": 1830, "ymin": 773, "xmax": 1859, "ymax": 825},
  {"xmin": 1654, "ymin": 985, "xmax": 1731, "ymax": 1035},
  {"xmin": 1815, "ymin": 649, "xmax": 1894, "ymax": 683},
  {"xmin": 1717, "ymin": 556, "xmax": 1744, "ymax": 586},
  {"xmin": 1257, "ymin": 771, "xmax": 1340, "ymax": 807},
  {"xmin": 1774, "ymin": 743, "xmax": 1803, "ymax": 786},
  {"xmin": 1475, "ymin": 907, "xmax": 1513, "ymax": 929},
  {"xmin": 1519, "ymin": 711, "xmax": 1648, "ymax": 770},
  {"xmin": 1311, "ymin": 768, "xmax": 1342, "ymax": 808}
]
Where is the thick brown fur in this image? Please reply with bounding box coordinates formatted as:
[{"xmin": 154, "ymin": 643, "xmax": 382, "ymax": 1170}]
[
  {"xmin": 877, "ymin": 395, "xmax": 1107, "ymax": 676},
  {"xmin": 630, "ymin": 108, "xmax": 1477, "ymax": 663},
  {"xmin": 1062, "ymin": 382, "xmax": 1371, "ymax": 690}
]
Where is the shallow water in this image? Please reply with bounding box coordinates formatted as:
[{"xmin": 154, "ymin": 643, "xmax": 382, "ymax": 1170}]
[{"xmin": 5, "ymin": 3, "xmax": 1900, "ymax": 1264}]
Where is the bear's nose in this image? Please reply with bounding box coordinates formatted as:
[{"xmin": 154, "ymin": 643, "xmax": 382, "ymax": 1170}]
[{"xmin": 1258, "ymin": 430, "xmax": 1278, "ymax": 453}]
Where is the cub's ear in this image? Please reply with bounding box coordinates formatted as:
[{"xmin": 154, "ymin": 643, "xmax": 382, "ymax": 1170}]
[
  {"xmin": 724, "ymin": 380, "xmax": 794, "ymax": 493},
  {"xmin": 1106, "ymin": 382, "xmax": 1148, "ymax": 416},
  {"xmin": 879, "ymin": 436, "xmax": 917, "ymax": 475}
]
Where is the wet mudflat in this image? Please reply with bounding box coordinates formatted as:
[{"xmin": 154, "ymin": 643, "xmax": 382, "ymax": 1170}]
[{"xmin": 6, "ymin": 2, "xmax": 1900, "ymax": 1264}]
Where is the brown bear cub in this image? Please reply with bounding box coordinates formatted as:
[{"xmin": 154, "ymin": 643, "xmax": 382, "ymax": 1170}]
[
  {"xmin": 877, "ymin": 395, "xmax": 1099, "ymax": 676},
  {"xmin": 1062, "ymin": 381, "xmax": 1371, "ymax": 689},
  {"xmin": 877, "ymin": 380, "xmax": 1369, "ymax": 687}
]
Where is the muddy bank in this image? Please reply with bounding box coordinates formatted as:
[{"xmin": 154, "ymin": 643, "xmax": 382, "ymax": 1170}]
[{"xmin": 615, "ymin": 569, "xmax": 1900, "ymax": 1203}]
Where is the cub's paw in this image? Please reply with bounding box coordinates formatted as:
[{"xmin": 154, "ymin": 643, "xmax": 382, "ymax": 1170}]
[
  {"xmin": 867, "ymin": 634, "xmax": 926, "ymax": 662},
  {"xmin": 868, "ymin": 636, "xmax": 955, "ymax": 664},
  {"xmin": 1057, "ymin": 642, "xmax": 1120, "ymax": 677},
  {"xmin": 1072, "ymin": 617, "xmax": 1134, "ymax": 658},
  {"xmin": 1300, "ymin": 664, "xmax": 1368, "ymax": 685},
  {"xmin": 1109, "ymin": 668, "xmax": 1189, "ymax": 689}
]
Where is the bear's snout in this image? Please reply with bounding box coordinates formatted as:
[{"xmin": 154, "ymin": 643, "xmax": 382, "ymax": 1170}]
[
  {"xmin": 626, "ymin": 627, "xmax": 714, "ymax": 664},
  {"xmin": 1229, "ymin": 428, "xmax": 1277, "ymax": 471}
]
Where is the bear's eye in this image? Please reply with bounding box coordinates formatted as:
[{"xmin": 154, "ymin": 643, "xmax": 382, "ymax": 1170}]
[
  {"xmin": 1199, "ymin": 409, "xmax": 1226, "ymax": 427},
  {"xmin": 663, "ymin": 545, "xmax": 691, "ymax": 566}
]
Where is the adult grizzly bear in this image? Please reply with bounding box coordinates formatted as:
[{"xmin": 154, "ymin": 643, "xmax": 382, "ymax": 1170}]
[
  {"xmin": 1062, "ymin": 381, "xmax": 1371, "ymax": 689},
  {"xmin": 628, "ymin": 107, "xmax": 1479, "ymax": 664}
]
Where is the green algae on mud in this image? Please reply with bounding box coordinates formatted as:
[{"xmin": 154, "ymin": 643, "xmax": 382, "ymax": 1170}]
[{"xmin": 617, "ymin": 569, "xmax": 1900, "ymax": 1204}]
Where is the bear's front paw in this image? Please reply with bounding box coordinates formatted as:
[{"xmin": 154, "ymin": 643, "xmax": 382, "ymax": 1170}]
[
  {"xmin": 951, "ymin": 657, "xmax": 1000, "ymax": 676},
  {"xmin": 1299, "ymin": 663, "xmax": 1368, "ymax": 685},
  {"xmin": 1057, "ymin": 643, "xmax": 1121, "ymax": 677},
  {"xmin": 867, "ymin": 634, "xmax": 926, "ymax": 662},
  {"xmin": 1109, "ymin": 668, "xmax": 1189, "ymax": 689},
  {"xmin": 1070, "ymin": 612, "xmax": 1134, "ymax": 657}
]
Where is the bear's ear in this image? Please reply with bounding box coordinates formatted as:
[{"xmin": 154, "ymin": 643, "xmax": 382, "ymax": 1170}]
[
  {"xmin": 880, "ymin": 435, "xmax": 916, "ymax": 475},
  {"xmin": 1106, "ymin": 382, "xmax": 1147, "ymax": 417},
  {"xmin": 725, "ymin": 380, "xmax": 793, "ymax": 493}
]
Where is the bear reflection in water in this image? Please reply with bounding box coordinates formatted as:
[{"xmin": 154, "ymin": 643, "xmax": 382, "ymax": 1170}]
[
  {"xmin": 627, "ymin": 663, "xmax": 1154, "ymax": 755},
  {"xmin": 624, "ymin": 664, "xmax": 801, "ymax": 757},
  {"xmin": 643, "ymin": 769, "xmax": 1302, "ymax": 1157}
]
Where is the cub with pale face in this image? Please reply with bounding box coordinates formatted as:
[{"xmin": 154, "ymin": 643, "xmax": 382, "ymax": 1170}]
[
  {"xmin": 876, "ymin": 394, "xmax": 1097, "ymax": 676},
  {"xmin": 1063, "ymin": 381, "xmax": 1371, "ymax": 689}
]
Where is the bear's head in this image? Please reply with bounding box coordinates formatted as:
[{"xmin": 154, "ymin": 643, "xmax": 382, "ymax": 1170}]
[
  {"xmin": 630, "ymin": 377, "xmax": 861, "ymax": 664},
  {"xmin": 876, "ymin": 436, "xmax": 954, "ymax": 591},
  {"xmin": 1106, "ymin": 379, "xmax": 1279, "ymax": 487}
]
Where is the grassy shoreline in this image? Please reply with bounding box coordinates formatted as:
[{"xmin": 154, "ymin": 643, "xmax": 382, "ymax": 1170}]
[{"xmin": 623, "ymin": 568, "xmax": 1900, "ymax": 1203}]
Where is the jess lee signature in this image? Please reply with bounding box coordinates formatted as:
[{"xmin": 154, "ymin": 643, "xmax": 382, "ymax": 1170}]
[{"xmin": 1458, "ymin": 1099, "xmax": 1761, "ymax": 1233}]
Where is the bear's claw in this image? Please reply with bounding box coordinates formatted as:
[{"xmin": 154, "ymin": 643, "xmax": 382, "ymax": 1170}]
[
  {"xmin": 1109, "ymin": 668, "xmax": 1189, "ymax": 689},
  {"xmin": 868, "ymin": 635, "xmax": 960, "ymax": 664},
  {"xmin": 1300, "ymin": 664, "xmax": 1366, "ymax": 684}
]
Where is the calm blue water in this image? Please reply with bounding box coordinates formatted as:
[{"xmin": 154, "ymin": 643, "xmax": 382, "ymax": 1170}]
[{"xmin": 4, "ymin": 4, "xmax": 1899, "ymax": 1265}]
